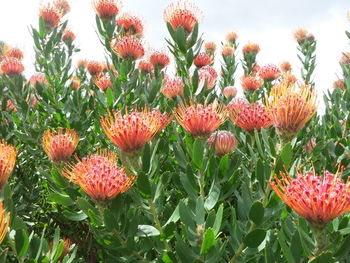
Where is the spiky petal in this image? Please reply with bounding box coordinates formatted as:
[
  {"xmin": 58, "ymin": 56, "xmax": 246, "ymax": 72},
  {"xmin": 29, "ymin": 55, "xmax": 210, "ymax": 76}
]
[
  {"xmin": 149, "ymin": 51, "xmax": 170, "ymax": 69},
  {"xmin": 111, "ymin": 36, "xmax": 144, "ymax": 60},
  {"xmin": 0, "ymin": 140, "xmax": 17, "ymax": 190},
  {"xmin": 241, "ymin": 75, "xmax": 261, "ymax": 92},
  {"xmin": 258, "ymin": 64, "xmax": 281, "ymax": 81},
  {"xmin": 194, "ymin": 52, "xmax": 212, "ymax": 68},
  {"xmin": 1, "ymin": 58, "xmax": 24, "ymax": 76},
  {"xmin": 162, "ymin": 76, "xmax": 184, "ymax": 99},
  {"xmin": 223, "ymin": 86, "xmax": 237, "ymax": 99},
  {"xmin": 39, "ymin": 5, "xmax": 62, "ymax": 29},
  {"xmin": 0, "ymin": 202, "xmax": 10, "ymax": 244},
  {"xmin": 93, "ymin": 0, "xmax": 122, "ymax": 20},
  {"xmin": 116, "ymin": 13, "xmax": 144, "ymax": 37}
]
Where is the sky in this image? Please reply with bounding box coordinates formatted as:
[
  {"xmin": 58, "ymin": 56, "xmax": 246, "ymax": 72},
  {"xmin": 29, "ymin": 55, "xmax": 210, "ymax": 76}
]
[{"xmin": 0, "ymin": 0, "xmax": 349, "ymax": 97}]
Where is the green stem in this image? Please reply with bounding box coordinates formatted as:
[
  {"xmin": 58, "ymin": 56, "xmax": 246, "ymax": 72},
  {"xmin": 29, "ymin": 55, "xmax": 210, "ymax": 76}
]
[
  {"xmin": 198, "ymin": 169, "xmax": 205, "ymax": 198},
  {"xmin": 310, "ymin": 223, "xmax": 328, "ymax": 256}
]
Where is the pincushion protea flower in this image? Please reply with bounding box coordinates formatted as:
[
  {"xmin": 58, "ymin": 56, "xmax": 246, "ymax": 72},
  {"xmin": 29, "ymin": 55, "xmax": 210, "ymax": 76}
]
[
  {"xmin": 54, "ymin": 0, "xmax": 70, "ymax": 16},
  {"xmin": 293, "ymin": 27, "xmax": 314, "ymax": 44},
  {"xmin": 0, "ymin": 202, "xmax": 10, "ymax": 244},
  {"xmin": 42, "ymin": 128, "xmax": 79, "ymax": 162},
  {"xmin": 222, "ymin": 45, "xmax": 235, "ymax": 57},
  {"xmin": 174, "ymin": 101, "xmax": 226, "ymax": 137},
  {"xmin": 149, "ymin": 51, "xmax": 170, "ymax": 69},
  {"xmin": 50, "ymin": 237, "xmax": 72, "ymax": 260},
  {"xmin": 101, "ymin": 107, "xmax": 172, "ymax": 153},
  {"xmin": 223, "ymin": 86, "xmax": 237, "ymax": 99},
  {"xmin": 138, "ymin": 60, "xmax": 154, "ymax": 74},
  {"xmin": 198, "ymin": 66, "xmax": 218, "ymax": 89},
  {"xmin": 116, "ymin": 13, "xmax": 144, "ymax": 37},
  {"xmin": 241, "ymin": 75, "xmax": 261, "ymax": 92},
  {"xmin": 226, "ymin": 31, "xmax": 238, "ymax": 45},
  {"xmin": 93, "ymin": 0, "xmax": 122, "ymax": 20},
  {"xmin": 280, "ymin": 61, "xmax": 292, "ymax": 72},
  {"xmin": 208, "ymin": 131, "xmax": 237, "ymax": 157},
  {"xmin": 62, "ymin": 30, "xmax": 76, "ymax": 43},
  {"xmin": 1, "ymin": 58, "xmax": 24, "ymax": 76},
  {"xmin": 3, "ymin": 47, "xmax": 24, "ymax": 60},
  {"xmin": 87, "ymin": 61, "xmax": 104, "ymax": 76},
  {"xmin": 266, "ymin": 83, "xmax": 317, "ymax": 141},
  {"xmin": 228, "ymin": 99, "xmax": 272, "ymax": 132},
  {"xmin": 258, "ymin": 64, "xmax": 281, "ymax": 81},
  {"xmin": 242, "ymin": 42, "xmax": 260, "ymax": 55},
  {"xmin": 39, "ymin": 5, "xmax": 62, "ymax": 29},
  {"xmin": 333, "ymin": 79, "xmax": 345, "ymax": 90},
  {"xmin": 194, "ymin": 52, "xmax": 212, "ymax": 68},
  {"xmin": 162, "ymin": 76, "xmax": 184, "ymax": 99},
  {"xmin": 270, "ymin": 169, "xmax": 350, "ymax": 225},
  {"xmin": 204, "ymin": 42, "xmax": 217, "ymax": 55},
  {"xmin": 280, "ymin": 73, "xmax": 297, "ymax": 87},
  {"xmin": 29, "ymin": 73, "xmax": 48, "ymax": 87},
  {"xmin": 164, "ymin": 1, "xmax": 203, "ymax": 34},
  {"xmin": 0, "ymin": 140, "xmax": 17, "ymax": 190},
  {"xmin": 94, "ymin": 73, "xmax": 112, "ymax": 92},
  {"xmin": 62, "ymin": 151, "xmax": 135, "ymax": 202},
  {"xmin": 111, "ymin": 36, "xmax": 145, "ymax": 60}
]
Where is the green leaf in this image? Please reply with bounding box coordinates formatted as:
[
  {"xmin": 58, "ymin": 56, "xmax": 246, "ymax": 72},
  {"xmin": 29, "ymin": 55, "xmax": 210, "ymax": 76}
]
[
  {"xmin": 277, "ymin": 229, "xmax": 295, "ymax": 263},
  {"xmin": 334, "ymin": 234, "xmax": 350, "ymax": 258},
  {"xmin": 137, "ymin": 172, "xmax": 152, "ymax": 199},
  {"xmin": 280, "ymin": 143, "xmax": 293, "ymax": 169},
  {"xmin": 48, "ymin": 193, "xmax": 74, "ymax": 207},
  {"xmin": 142, "ymin": 143, "xmax": 151, "ymax": 173},
  {"xmin": 243, "ymin": 229, "xmax": 266, "ymax": 248},
  {"xmin": 212, "ymin": 204, "xmax": 223, "ymax": 236},
  {"xmin": 62, "ymin": 210, "xmax": 87, "ymax": 221},
  {"xmin": 163, "ymin": 222, "xmax": 176, "ymax": 240},
  {"xmin": 195, "ymin": 197, "xmax": 205, "ymax": 225},
  {"xmin": 103, "ymin": 209, "xmax": 116, "ymax": 231},
  {"xmin": 309, "ymin": 252, "xmax": 334, "ymax": 263},
  {"xmin": 290, "ymin": 231, "xmax": 302, "ymax": 263},
  {"xmin": 192, "ymin": 139, "xmax": 204, "ymax": 169},
  {"xmin": 175, "ymin": 26, "xmax": 187, "ymax": 53},
  {"xmin": 105, "ymin": 87, "xmax": 114, "ymax": 108},
  {"xmin": 200, "ymin": 228, "xmax": 216, "ymax": 255},
  {"xmin": 136, "ymin": 225, "xmax": 160, "ymax": 237},
  {"xmin": 175, "ymin": 234, "xmax": 196, "ymax": 262},
  {"xmin": 249, "ymin": 201, "xmax": 264, "ymax": 225},
  {"xmin": 205, "ymin": 182, "xmax": 220, "ymax": 210},
  {"xmin": 15, "ymin": 229, "xmax": 29, "ymax": 258},
  {"xmin": 179, "ymin": 201, "xmax": 196, "ymax": 234},
  {"xmin": 39, "ymin": 17, "xmax": 46, "ymax": 38}
]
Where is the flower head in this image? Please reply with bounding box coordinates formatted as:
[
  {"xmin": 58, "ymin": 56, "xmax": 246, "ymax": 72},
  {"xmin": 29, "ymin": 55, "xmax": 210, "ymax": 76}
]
[
  {"xmin": 111, "ymin": 36, "xmax": 144, "ymax": 60},
  {"xmin": 42, "ymin": 128, "xmax": 79, "ymax": 162},
  {"xmin": 93, "ymin": 0, "xmax": 122, "ymax": 20},
  {"xmin": 333, "ymin": 79, "xmax": 345, "ymax": 90},
  {"xmin": 29, "ymin": 73, "xmax": 48, "ymax": 88},
  {"xmin": 71, "ymin": 76, "xmax": 81, "ymax": 90},
  {"xmin": 87, "ymin": 61, "xmax": 104, "ymax": 76},
  {"xmin": 50, "ymin": 237, "xmax": 72, "ymax": 260},
  {"xmin": 0, "ymin": 58, "xmax": 24, "ymax": 76},
  {"xmin": 62, "ymin": 151, "xmax": 134, "ymax": 202},
  {"xmin": 198, "ymin": 66, "xmax": 218, "ymax": 89},
  {"xmin": 258, "ymin": 64, "xmax": 281, "ymax": 81},
  {"xmin": 174, "ymin": 101, "xmax": 226, "ymax": 137},
  {"xmin": 194, "ymin": 52, "xmax": 212, "ymax": 68},
  {"xmin": 94, "ymin": 73, "xmax": 112, "ymax": 92},
  {"xmin": 0, "ymin": 140, "xmax": 17, "ymax": 190},
  {"xmin": 164, "ymin": 1, "xmax": 203, "ymax": 34},
  {"xmin": 242, "ymin": 42, "xmax": 260, "ymax": 55},
  {"xmin": 223, "ymin": 86, "xmax": 237, "ymax": 99},
  {"xmin": 116, "ymin": 13, "xmax": 144, "ymax": 37},
  {"xmin": 3, "ymin": 47, "xmax": 24, "ymax": 60},
  {"xmin": 208, "ymin": 130, "xmax": 237, "ymax": 157},
  {"xmin": 39, "ymin": 5, "xmax": 62, "ymax": 29},
  {"xmin": 62, "ymin": 29, "xmax": 76, "ymax": 43},
  {"xmin": 270, "ymin": 169, "xmax": 350, "ymax": 225},
  {"xmin": 161, "ymin": 76, "xmax": 184, "ymax": 99},
  {"xmin": 77, "ymin": 59, "xmax": 88, "ymax": 70},
  {"xmin": 226, "ymin": 31, "xmax": 238, "ymax": 45},
  {"xmin": 101, "ymin": 107, "xmax": 172, "ymax": 153},
  {"xmin": 138, "ymin": 60, "xmax": 154, "ymax": 74},
  {"xmin": 204, "ymin": 42, "xmax": 217, "ymax": 54},
  {"xmin": 280, "ymin": 61, "xmax": 292, "ymax": 72},
  {"xmin": 0, "ymin": 202, "xmax": 10, "ymax": 244},
  {"xmin": 54, "ymin": 0, "xmax": 70, "ymax": 16},
  {"xmin": 222, "ymin": 44, "xmax": 235, "ymax": 57},
  {"xmin": 241, "ymin": 75, "xmax": 261, "ymax": 92},
  {"xmin": 228, "ymin": 101, "xmax": 272, "ymax": 132},
  {"xmin": 149, "ymin": 50, "xmax": 170, "ymax": 69},
  {"xmin": 266, "ymin": 83, "xmax": 317, "ymax": 141},
  {"xmin": 281, "ymin": 73, "xmax": 298, "ymax": 87}
]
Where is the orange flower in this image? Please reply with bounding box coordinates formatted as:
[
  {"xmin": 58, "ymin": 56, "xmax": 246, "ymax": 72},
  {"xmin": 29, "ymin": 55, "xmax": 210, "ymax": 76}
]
[
  {"xmin": 0, "ymin": 202, "xmax": 10, "ymax": 244},
  {"xmin": 174, "ymin": 101, "xmax": 226, "ymax": 137},
  {"xmin": 280, "ymin": 61, "xmax": 292, "ymax": 72},
  {"xmin": 42, "ymin": 128, "xmax": 79, "ymax": 162},
  {"xmin": 116, "ymin": 13, "xmax": 144, "ymax": 37},
  {"xmin": 93, "ymin": 0, "xmax": 122, "ymax": 20},
  {"xmin": 340, "ymin": 52, "xmax": 350, "ymax": 64},
  {"xmin": 39, "ymin": 5, "xmax": 62, "ymax": 29},
  {"xmin": 0, "ymin": 140, "xmax": 17, "ymax": 190},
  {"xmin": 77, "ymin": 59, "xmax": 88, "ymax": 70},
  {"xmin": 208, "ymin": 130, "xmax": 237, "ymax": 157},
  {"xmin": 198, "ymin": 66, "xmax": 218, "ymax": 89},
  {"xmin": 87, "ymin": 61, "xmax": 104, "ymax": 76},
  {"xmin": 94, "ymin": 73, "xmax": 112, "ymax": 92},
  {"xmin": 62, "ymin": 151, "xmax": 134, "ymax": 202},
  {"xmin": 223, "ymin": 86, "xmax": 237, "ymax": 99},
  {"xmin": 29, "ymin": 73, "xmax": 48, "ymax": 87},
  {"xmin": 226, "ymin": 31, "xmax": 238, "ymax": 44},
  {"xmin": 138, "ymin": 60, "xmax": 154, "ymax": 74},
  {"xmin": 161, "ymin": 76, "xmax": 184, "ymax": 99},
  {"xmin": 71, "ymin": 76, "xmax": 81, "ymax": 90},
  {"xmin": 4, "ymin": 100, "xmax": 17, "ymax": 112},
  {"xmin": 101, "ymin": 107, "xmax": 172, "ymax": 153},
  {"xmin": 164, "ymin": 1, "xmax": 203, "ymax": 34},
  {"xmin": 241, "ymin": 75, "xmax": 261, "ymax": 92},
  {"xmin": 266, "ymin": 83, "xmax": 317, "ymax": 141},
  {"xmin": 281, "ymin": 73, "xmax": 297, "ymax": 87},
  {"xmin": 62, "ymin": 29, "xmax": 76, "ymax": 43},
  {"xmin": 3, "ymin": 47, "xmax": 24, "ymax": 61},
  {"xmin": 50, "ymin": 237, "xmax": 72, "ymax": 260},
  {"xmin": 149, "ymin": 51, "xmax": 170, "ymax": 69},
  {"xmin": 252, "ymin": 64, "xmax": 260, "ymax": 75},
  {"xmin": 293, "ymin": 27, "xmax": 310, "ymax": 43},
  {"xmin": 333, "ymin": 79, "xmax": 345, "ymax": 90},
  {"xmin": 228, "ymin": 101, "xmax": 272, "ymax": 133},
  {"xmin": 258, "ymin": 64, "xmax": 281, "ymax": 81},
  {"xmin": 242, "ymin": 42, "xmax": 260, "ymax": 55},
  {"xmin": 0, "ymin": 58, "xmax": 24, "ymax": 76},
  {"xmin": 270, "ymin": 169, "xmax": 350, "ymax": 225},
  {"xmin": 111, "ymin": 36, "xmax": 144, "ymax": 60},
  {"xmin": 204, "ymin": 42, "xmax": 217, "ymax": 54},
  {"xmin": 194, "ymin": 52, "xmax": 212, "ymax": 68},
  {"xmin": 54, "ymin": 0, "xmax": 70, "ymax": 16},
  {"xmin": 222, "ymin": 45, "xmax": 235, "ymax": 57}
]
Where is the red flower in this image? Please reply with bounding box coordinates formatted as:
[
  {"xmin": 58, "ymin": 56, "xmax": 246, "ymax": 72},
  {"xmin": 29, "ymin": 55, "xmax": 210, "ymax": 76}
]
[
  {"xmin": 242, "ymin": 42, "xmax": 260, "ymax": 55},
  {"xmin": 39, "ymin": 5, "xmax": 62, "ymax": 29},
  {"xmin": 0, "ymin": 140, "xmax": 17, "ymax": 190},
  {"xmin": 161, "ymin": 76, "xmax": 184, "ymax": 99},
  {"xmin": 258, "ymin": 64, "xmax": 281, "ymax": 81},
  {"xmin": 94, "ymin": 73, "xmax": 112, "ymax": 92},
  {"xmin": 270, "ymin": 169, "xmax": 350, "ymax": 225},
  {"xmin": 241, "ymin": 75, "xmax": 261, "ymax": 92},
  {"xmin": 208, "ymin": 131, "xmax": 237, "ymax": 157},
  {"xmin": 62, "ymin": 151, "xmax": 135, "ymax": 202},
  {"xmin": 174, "ymin": 101, "xmax": 226, "ymax": 137},
  {"xmin": 198, "ymin": 66, "xmax": 218, "ymax": 89},
  {"xmin": 333, "ymin": 79, "xmax": 345, "ymax": 90},
  {"xmin": 3, "ymin": 47, "xmax": 24, "ymax": 61},
  {"xmin": 194, "ymin": 52, "xmax": 212, "ymax": 68},
  {"xmin": 149, "ymin": 51, "xmax": 170, "ymax": 69},
  {"xmin": 62, "ymin": 29, "xmax": 76, "ymax": 43},
  {"xmin": 42, "ymin": 128, "xmax": 79, "ymax": 162},
  {"xmin": 138, "ymin": 60, "xmax": 154, "ymax": 74},
  {"xmin": 111, "ymin": 36, "xmax": 145, "ymax": 60},
  {"xmin": 71, "ymin": 76, "xmax": 81, "ymax": 90},
  {"xmin": 164, "ymin": 1, "xmax": 203, "ymax": 34},
  {"xmin": 93, "ymin": 0, "xmax": 122, "ymax": 20},
  {"xmin": 228, "ymin": 101, "xmax": 272, "ymax": 132},
  {"xmin": 1, "ymin": 58, "xmax": 24, "ymax": 76},
  {"xmin": 223, "ymin": 86, "xmax": 237, "ymax": 99},
  {"xmin": 116, "ymin": 13, "xmax": 144, "ymax": 37},
  {"xmin": 87, "ymin": 61, "xmax": 104, "ymax": 76},
  {"xmin": 101, "ymin": 107, "xmax": 172, "ymax": 153},
  {"xmin": 29, "ymin": 73, "xmax": 48, "ymax": 87}
]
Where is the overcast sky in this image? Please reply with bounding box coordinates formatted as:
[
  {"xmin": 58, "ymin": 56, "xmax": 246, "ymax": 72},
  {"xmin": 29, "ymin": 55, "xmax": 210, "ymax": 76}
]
[{"xmin": 0, "ymin": 0, "xmax": 349, "ymax": 95}]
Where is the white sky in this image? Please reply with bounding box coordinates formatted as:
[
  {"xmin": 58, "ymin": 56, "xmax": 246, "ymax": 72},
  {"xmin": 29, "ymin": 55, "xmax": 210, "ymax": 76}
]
[{"xmin": 0, "ymin": 0, "xmax": 349, "ymax": 95}]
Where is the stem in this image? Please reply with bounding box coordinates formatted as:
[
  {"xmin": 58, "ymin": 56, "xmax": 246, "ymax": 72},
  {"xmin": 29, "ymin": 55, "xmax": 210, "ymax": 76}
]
[
  {"xmin": 148, "ymin": 198, "xmax": 172, "ymax": 252},
  {"xmin": 310, "ymin": 223, "xmax": 328, "ymax": 256},
  {"xmin": 198, "ymin": 169, "xmax": 205, "ymax": 198}
]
